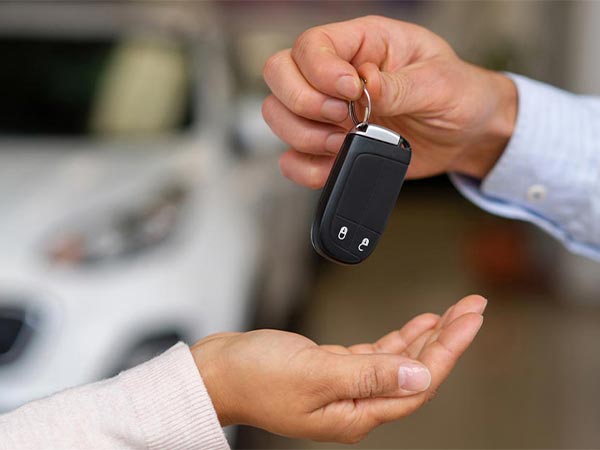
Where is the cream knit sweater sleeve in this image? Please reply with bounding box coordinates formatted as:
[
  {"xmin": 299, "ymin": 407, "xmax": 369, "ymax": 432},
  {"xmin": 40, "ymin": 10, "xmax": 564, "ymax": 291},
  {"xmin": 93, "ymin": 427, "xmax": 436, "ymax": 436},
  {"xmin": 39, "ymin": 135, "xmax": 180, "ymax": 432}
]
[{"xmin": 0, "ymin": 343, "xmax": 230, "ymax": 450}]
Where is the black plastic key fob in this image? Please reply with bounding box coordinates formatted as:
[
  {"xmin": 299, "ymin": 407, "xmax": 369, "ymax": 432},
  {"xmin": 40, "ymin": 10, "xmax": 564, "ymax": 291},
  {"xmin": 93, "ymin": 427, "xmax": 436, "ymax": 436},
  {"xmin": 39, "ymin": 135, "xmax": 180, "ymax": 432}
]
[{"xmin": 311, "ymin": 124, "xmax": 411, "ymax": 265}]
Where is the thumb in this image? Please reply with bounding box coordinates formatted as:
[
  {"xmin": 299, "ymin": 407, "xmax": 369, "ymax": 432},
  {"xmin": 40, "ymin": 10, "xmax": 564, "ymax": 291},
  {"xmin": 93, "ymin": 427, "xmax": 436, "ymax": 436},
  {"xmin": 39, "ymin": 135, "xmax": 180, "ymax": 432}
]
[
  {"xmin": 359, "ymin": 61, "xmax": 435, "ymax": 117},
  {"xmin": 323, "ymin": 353, "xmax": 431, "ymax": 400}
]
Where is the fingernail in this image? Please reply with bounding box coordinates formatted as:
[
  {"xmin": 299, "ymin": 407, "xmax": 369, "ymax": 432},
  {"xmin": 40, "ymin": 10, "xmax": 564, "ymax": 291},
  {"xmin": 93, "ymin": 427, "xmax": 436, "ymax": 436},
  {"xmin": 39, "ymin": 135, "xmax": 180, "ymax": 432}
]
[
  {"xmin": 321, "ymin": 99, "xmax": 348, "ymax": 122},
  {"xmin": 325, "ymin": 132, "xmax": 346, "ymax": 153},
  {"xmin": 398, "ymin": 363, "xmax": 431, "ymax": 392},
  {"xmin": 476, "ymin": 297, "xmax": 488, "ymax": 314},
  {"xmin": 335, "ymin": 75, "xmax": 361, "ymax": 99}
]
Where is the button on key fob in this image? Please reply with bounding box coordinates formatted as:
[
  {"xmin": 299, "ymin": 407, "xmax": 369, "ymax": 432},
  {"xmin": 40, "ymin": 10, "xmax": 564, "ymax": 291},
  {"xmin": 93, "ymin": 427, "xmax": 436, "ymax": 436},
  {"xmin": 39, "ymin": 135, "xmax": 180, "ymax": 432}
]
[{"xmin": 311, "ymin": 83, "xmax": 411, "ymax": 265}]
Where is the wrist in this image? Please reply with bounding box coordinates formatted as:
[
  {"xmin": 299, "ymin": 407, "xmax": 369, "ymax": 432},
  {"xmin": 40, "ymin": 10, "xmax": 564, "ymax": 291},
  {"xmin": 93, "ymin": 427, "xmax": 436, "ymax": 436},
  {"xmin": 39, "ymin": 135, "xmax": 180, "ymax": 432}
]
[
  {"xmin": 455, "ymin": 69, "xmax": 517, "ymax": 179},
  {"xmin": 191, "ymin": 337, "xmax": 235, "ymax": 427}
]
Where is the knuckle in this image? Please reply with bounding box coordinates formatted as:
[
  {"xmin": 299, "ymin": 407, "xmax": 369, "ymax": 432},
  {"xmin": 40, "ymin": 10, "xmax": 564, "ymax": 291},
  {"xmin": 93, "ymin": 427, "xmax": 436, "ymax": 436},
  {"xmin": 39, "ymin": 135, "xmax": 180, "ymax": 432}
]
[
  {"xmin": 288, "ymin": 87, "xmax": 309, "ymax": 116},
  {"xmin": 278, "ymin": 154, "xmax": 291, "ymax": 179},
  {"xmin": 262, "ymin": 50, "xmax": 287, "ymax": 84},
  {"xmin": 292, "ymin": 27, "xmax": 320, "ymax": 62},
  {"xmin": 261, "ymin": 96, "xmax": 274, "ymax": 123},
  {"xmin": 262, "ymin": 57, "xmax": 276, "ymax": 82},
  {"xmin": 310, "ymin": 61, "xmax": 329, "ymax": 85},
  {"xmin": 306, "ymin": 160, "xmax": 324, "ymax": 190},
  {"xmin": 295, "ymin": 131, "xmax": 314, "ymax": 153},
  {"xmin": 389, "ymin": 73, "xmax": 412, "ymax": 113},
  {"xmin": 297, "ymin": 124, "xmax": 329, "ymax": 153},
  {"xmin": 429, "ymin": 61, "xmax": 452, "ymax": 91},
  {"xmin": 357, "ymin": 365, "xmax": 382, "ymax": 398}
]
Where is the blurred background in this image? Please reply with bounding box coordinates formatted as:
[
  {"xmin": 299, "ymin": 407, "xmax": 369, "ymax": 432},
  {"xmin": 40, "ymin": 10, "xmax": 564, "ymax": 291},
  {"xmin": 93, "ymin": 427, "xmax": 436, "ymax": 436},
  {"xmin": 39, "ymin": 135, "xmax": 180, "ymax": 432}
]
[{"xmin": 0, "ymin": 1, "xmax": 599, "ymax": 449}]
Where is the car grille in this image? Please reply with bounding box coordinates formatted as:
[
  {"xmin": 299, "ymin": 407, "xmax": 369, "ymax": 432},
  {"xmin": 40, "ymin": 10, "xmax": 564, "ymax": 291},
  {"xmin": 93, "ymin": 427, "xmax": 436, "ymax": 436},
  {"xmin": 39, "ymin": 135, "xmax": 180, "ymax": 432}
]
[{"xmin": 0, "ymin": 306, "xmax": 35, "ymax": 365}]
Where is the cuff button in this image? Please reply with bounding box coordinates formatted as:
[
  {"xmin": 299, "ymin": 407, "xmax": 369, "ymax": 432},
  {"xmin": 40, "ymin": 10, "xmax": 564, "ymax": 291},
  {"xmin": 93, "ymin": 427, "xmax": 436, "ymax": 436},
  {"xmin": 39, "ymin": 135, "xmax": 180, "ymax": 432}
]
[{"xmin": 527, "ymin": 184, "xmax": 547, "ymax": 202}]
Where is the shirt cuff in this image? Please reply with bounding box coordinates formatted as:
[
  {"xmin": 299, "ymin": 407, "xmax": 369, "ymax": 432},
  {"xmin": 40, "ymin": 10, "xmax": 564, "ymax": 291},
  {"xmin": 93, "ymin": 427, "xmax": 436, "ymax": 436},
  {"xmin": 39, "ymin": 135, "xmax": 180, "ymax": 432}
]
[
  {"xmin": 480, "ymin": 73, "xmax": 584, "ymax": 215},
  {"xmin": 119, "ymin": 342, "xmax": 230, "ymax": 450},
  {"xmin": 449, "ymin": 73, "xmax": 600, "ymax": 261}
]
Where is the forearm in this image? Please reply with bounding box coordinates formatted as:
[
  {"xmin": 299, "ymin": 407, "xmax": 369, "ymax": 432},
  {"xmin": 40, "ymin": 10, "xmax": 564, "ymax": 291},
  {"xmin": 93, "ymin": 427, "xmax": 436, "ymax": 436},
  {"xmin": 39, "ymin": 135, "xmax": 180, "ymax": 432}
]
[
  {"xmin": 0, "ymin": 343, "xmax": 229, "ymax": 450},
  {"xmin": 451, "ymin": 73, "xmax": 600, "ymax": 260}
]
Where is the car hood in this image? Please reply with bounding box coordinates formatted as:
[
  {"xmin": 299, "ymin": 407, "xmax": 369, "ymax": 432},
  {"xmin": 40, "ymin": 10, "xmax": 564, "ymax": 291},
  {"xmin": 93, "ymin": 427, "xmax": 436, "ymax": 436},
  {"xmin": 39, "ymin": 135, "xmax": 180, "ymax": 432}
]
[{"xmin": 0, "ymin": 137, "xmax": 207, "ymax": 258}]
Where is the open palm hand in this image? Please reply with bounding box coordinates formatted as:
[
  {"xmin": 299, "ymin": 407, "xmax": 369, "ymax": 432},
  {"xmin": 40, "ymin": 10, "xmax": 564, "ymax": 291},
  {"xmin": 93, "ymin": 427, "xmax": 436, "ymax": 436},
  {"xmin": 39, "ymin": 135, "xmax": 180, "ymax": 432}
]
[{"xmin": 193, "ymin": 295, "xmax": 486, "ymax": 443}]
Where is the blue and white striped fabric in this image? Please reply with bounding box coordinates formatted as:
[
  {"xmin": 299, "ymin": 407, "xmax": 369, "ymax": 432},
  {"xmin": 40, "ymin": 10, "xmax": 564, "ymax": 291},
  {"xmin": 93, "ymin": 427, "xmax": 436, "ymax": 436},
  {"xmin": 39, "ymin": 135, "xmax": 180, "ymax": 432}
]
[{"xmin": 450, "ymin": 73, "xmax": 600, "ymax": 261}]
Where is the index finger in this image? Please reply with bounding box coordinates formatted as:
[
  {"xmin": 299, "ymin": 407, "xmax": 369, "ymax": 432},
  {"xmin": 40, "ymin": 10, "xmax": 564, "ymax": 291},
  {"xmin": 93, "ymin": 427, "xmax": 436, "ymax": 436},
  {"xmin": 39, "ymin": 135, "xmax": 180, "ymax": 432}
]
[
  {"xmin": 361, "ymin": 313, "xmax": 484, "ymax": 424},
  {"xmin": 291, "ymin": 24, "xmax": 362, "ymax": 100},
  {"xmin": 290, "ymin": 16, "xmax": 418, "ymax": 100},
  {"xmin": 347, "ymin": 313, "xmax": 440, "ymax": 355}
]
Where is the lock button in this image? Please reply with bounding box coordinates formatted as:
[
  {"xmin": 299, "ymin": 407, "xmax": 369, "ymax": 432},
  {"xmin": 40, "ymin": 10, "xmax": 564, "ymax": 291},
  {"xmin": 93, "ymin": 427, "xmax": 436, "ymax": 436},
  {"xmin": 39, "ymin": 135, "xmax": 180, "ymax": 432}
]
[
  {"xmin": 331, "ymin": 216, "xmax": 357, "ymax": 251},
  {"xmin": 350, "ymin": 226, "xmax": 379, "ymax": 257}
]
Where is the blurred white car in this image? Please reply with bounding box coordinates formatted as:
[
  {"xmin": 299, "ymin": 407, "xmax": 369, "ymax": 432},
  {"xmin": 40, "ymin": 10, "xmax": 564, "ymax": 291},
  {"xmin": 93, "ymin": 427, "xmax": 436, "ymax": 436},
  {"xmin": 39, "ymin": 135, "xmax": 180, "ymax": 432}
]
[{"xmin": 0, "ymin": 3, "xmax": 315, "ymax": 412}]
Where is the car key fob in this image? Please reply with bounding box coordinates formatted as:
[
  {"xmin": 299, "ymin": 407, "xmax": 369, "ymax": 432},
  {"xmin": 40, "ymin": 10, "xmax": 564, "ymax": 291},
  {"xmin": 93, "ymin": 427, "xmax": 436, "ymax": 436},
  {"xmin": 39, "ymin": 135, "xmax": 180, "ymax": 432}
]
[{"xmin": 311, "ymin": 83, "xmax": 411, "ymax": 265}]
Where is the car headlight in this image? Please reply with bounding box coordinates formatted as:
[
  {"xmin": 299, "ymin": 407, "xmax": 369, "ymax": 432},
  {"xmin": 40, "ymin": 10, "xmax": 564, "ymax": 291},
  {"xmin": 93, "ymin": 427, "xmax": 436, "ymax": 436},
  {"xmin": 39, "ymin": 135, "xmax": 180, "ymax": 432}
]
[
  {"xmin": 0, "ymin": 304, "xmax": 37, "ymax": 366},
  {"xmin": 46, "ymin": 184, "xmax": 188, "ymax": 266}
]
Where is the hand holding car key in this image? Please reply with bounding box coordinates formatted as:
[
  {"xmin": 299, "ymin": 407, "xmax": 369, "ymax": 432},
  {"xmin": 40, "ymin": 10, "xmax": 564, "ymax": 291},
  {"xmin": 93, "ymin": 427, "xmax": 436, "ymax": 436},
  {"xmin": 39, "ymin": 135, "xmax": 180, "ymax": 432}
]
[
  {"xmin": 263, "ymin": 17, "xmax": 515, "ymax": 263},
  {"xmin": 311, "ymin": 80, "xmax": 412, "ymax": 264}
]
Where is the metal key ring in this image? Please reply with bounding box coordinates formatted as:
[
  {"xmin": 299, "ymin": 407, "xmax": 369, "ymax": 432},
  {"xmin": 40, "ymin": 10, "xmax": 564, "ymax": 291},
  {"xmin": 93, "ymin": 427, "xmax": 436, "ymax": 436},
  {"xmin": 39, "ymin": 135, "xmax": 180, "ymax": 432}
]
[{"xmin": 349, "ymin": 79, "xmax": 371, "ymax": 127}]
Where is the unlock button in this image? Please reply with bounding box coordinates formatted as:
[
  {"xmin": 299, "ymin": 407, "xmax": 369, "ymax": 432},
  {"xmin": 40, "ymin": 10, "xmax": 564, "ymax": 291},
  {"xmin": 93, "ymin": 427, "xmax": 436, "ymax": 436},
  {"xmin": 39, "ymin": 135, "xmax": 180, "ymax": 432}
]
[
  {"xmin": 351, "ymin": 226, "xmax": 380, "ymax": 257},
  {"xmin": 358, "ymin": 237, "xmax": 370, "ymax": 252}
]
